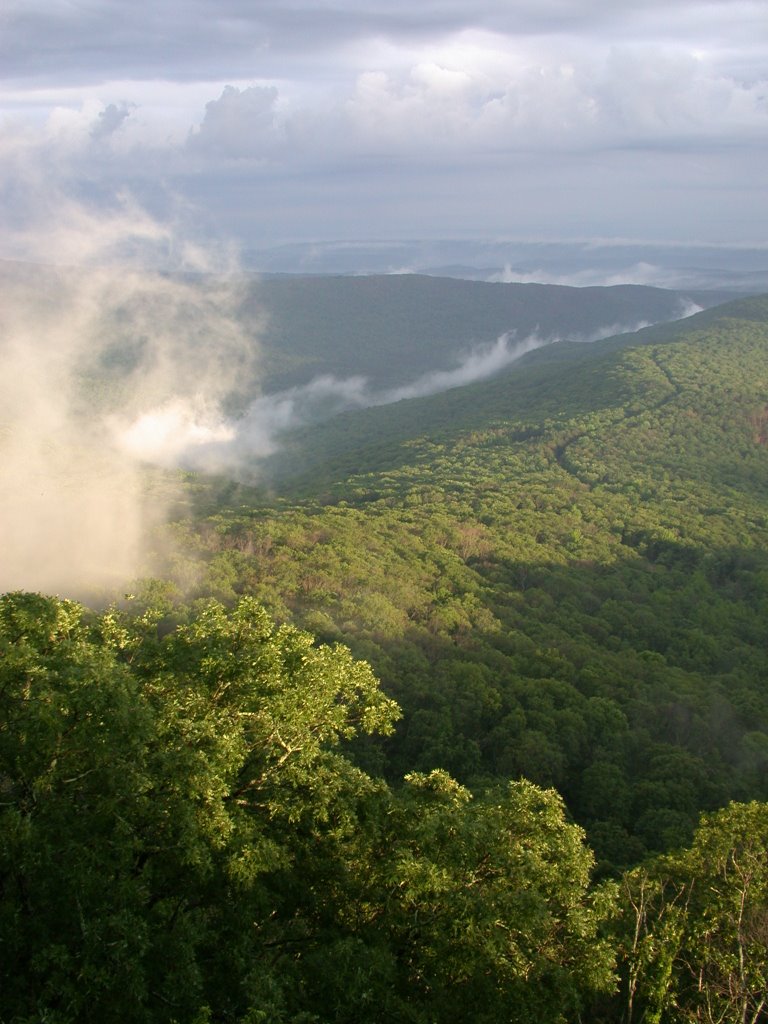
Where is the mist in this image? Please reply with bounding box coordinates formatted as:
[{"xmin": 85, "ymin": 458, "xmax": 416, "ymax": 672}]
[
  {"xmin": 487, "ymin": 263, "xmax": 718, "ymax": 296},
  {"xmin": 174, "ymin": 290, "xmax": 710, "ymax": 479},
  {"xmin": 1, "ymin": 191, "xmax": 555, "ymax": 595},
  {"xmin": 0, "ymin": 183, "xmax": 707, "ymax": 598},
  {"xmin": 488, "ymin": 261, "xmax": 669, "ymax": 288},
  {"xmin": 0, "ymin": 201, "xmax": 261, "ymax": 598},
  {"xmin": 169, "ymin": 322, "xmax": 659, "ymax": 478}
]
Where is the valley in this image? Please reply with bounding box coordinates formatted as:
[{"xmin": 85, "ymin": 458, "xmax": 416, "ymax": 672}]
[{"xmin": 3, "ymin": 274, "xmax": 768, "ymax": 1023}]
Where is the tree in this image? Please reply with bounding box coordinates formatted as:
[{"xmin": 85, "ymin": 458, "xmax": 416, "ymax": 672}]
[
  {"xmin": 0, "ymin": 591, "xmax": 399, "ymax": 1022},
  {"xmin": 616, "ymin": 801, "xmax": 768, "ymax": 1024},
  {"xmin": 363, "ymin": 771, "xmax": 617, "ymax": 1023},
  {"xmin": 0, "ymin": 592, "xmax": 160, "ymax": 1019},
  {"xmin": 672, "ymin": 802, "xmax": 768, "ymax": 1024}
]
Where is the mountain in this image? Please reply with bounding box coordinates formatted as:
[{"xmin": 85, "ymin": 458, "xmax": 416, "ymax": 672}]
[
  {"xmin": 5, "ymin": 268, "xmax": 768, "ymax": 1022},
  {"xmin": 172, "ymin": 293, "xmax": 768, "ymax": 870},
  {"xmin": 0, "ymin": 258, "xmax": 725, "ymax": 400},
  {"xmin": 241, "ymin": 238, "xmax": 768, "ymax": 292},
  {"xmin": 255, "ymin": 293, "xmax": 766, "ymax": 490},
  {"xmin": 248, "ymin": 273, "xmax": 724, "ymax": 391},
  {"xmin": 3, "ymin": 250, "xmax": 767, "ymax": 868}
]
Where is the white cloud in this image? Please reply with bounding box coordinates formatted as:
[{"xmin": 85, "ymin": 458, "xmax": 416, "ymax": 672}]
[
  {"xmin": 189, "ymin": 84, "xmax": 280, "ymax": 159},
  {"xmin": 1, "ymin": 1, "xmax": 767, "ymax": 250},
  {"xmin": 380, "ymin": 332, "xmax": 546, "ymax": 400},
  {"xmin": 337, "ymin": 46, "xmax": 768, "ymax": 157},
  {"xmin": 0, "ymin": 127, "xmax": 261, "ymax": 594},
  {"xmin": 490, "ymin": 261, "xmax": 682, "ymax": 288}
]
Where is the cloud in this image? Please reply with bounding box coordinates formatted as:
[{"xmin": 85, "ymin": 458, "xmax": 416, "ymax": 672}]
[
  {"xmin": 489, "ymin": 261, "xmax": 669, "ymax": 287},
  {"xmin": 113, "ymin": 399, "xmax": 237, "ymax": 467},
  {"xmin": 149, "ymin": 292, "xmax": 711, "ymax": 480},
  {"xmin": 188, "ymin": 85, "xmax": 280, "ymax": 159},
  {"xmin": 159, "ymin": 40, "xmax": 768, "ymax": 191},
  {"xmin": 569, "ymin": 298, "xmax": 703, "ymax": 340},
  {"xmin": 90, "ymin": 102, "xmax": 134, "ymax": 140},
  {"xmin": 487, "ymin": 259, "xmax": 744, "ymax": 295},
  {"xmin": 153, "ymin": 326, "xmax": 632, "ymax": 478},
  {"xmin": 0, "ymin": 132, "xmax": 261, "ymax": 595},
  {"xmin": 109, "ymin": 334, "xmax": 546, "ymax": 479},
  {"xmin": 5, "ymin": 4, "xmax": 767, "ymax": 159},
  {"xmin": 380, "ymin": 332, "xmax": 545, "ymax": 401},
  {"xmin": 339, "ymin": 46, "xmax": 768, "ymax": 158},
  {"xmin": 1, "ymin": 1, "xmax": 767, "ymax": 253},
  {"xmin": 3, "ymin": 3, "xmax": 766, "ymax": 85}
]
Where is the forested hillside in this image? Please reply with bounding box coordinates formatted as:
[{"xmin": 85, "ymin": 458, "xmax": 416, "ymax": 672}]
[
  {"xmin": 248, "ymin": 273, "xmax": 724, "ymax": 390},
  {"xmin": 3, "ymin": 289, "xmax": 768, "ymax": 1023},
  {"xmin": 167, "ymin": 295, "xmax": 768, "ymax": 869}
]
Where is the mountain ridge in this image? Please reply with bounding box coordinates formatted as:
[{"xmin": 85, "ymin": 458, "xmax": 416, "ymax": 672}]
[
  {"xmin": 257, "ymin": 292, "xmax": 768, "ymax": 493},
  {"xmin": 249, "ymin": 272, "xmax": 727, "ymax": 391}
]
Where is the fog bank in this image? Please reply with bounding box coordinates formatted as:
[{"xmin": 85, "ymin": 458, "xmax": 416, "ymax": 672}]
[
  {"xmin": 154, "ymin": 315, "xmax": 686, "ymax": 478},
  {"xmin": 0, "ymin": 203, "xmax": 260, "ymax": 597}
]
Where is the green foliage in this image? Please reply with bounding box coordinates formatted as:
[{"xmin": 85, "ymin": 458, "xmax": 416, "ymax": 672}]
[
  {"xmin": 6, "ymin": 290, "xmax": 768, "ymax": 1021},
  {"xmin": 1, "ymin": 591, "xmax": 612, "ymax": 1024},
  {"xmin": 157, "ymin": 296, "xmax": 768, "ymax": 869},
  {"xmin": 0, "ymin": 593, "xmax": 159, "ymax": 1020},
  {"xmin": 371, "ymin": 772, "xmax": 617, "ymax": 1022},
  {"xmin": 614, "ymin": 802, "xmax": 768, "ymax": 1024},
  {"xmin": 0, "ymin": 592, "xmax": 398, "ymax": 1022}
]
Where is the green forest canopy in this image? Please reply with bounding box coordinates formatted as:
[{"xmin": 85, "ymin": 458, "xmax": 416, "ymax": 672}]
[
  {"xmin": 3, "ymin": 291, "xmax": 768, "ymax": 1021},
  {"xmin": 166, "ymin": 296, "xmax": 768, "ymax": 868},
  {"xmin": 3, "ymin": 591, "xmax": 767, "ymax": 1023}
]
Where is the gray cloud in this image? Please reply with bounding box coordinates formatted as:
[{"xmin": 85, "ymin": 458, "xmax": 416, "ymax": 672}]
[
  {"xmin": 1, "ymin": 1, "xmax": 765, "ymax": 83},
  {"xmin": 189, "ymin": 85, "xmax": 280, "ymax": 159},
  {"xmin": 90, "ymin": 102, "xmax": 134, "ymax": 140},
  {"xmin": 0, "ymin": 0, "xmax": 766, "ymax": 259}
]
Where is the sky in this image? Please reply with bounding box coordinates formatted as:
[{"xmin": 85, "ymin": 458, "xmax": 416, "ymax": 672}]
[{"xmin": 1, "ymin": 0, "xmax": 767, "ymax": 261}]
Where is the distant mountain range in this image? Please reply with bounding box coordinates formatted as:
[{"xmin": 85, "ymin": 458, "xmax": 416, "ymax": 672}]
[{"xmin": 242, "ymin": 238, "xmax": 768, "ymax": 292}]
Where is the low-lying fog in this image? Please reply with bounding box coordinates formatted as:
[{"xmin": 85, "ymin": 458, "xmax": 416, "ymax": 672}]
[{"xmin": 0, "ymin": 205, "xmax": 704, "ymax": 597}]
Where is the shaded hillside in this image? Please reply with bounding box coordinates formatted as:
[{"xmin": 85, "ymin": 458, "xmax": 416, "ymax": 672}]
[
  {"xmin": 259, "ymin": 293, "xmax": 768, "ymax": 492},
  {"xmin": 248, "ymin": 273, "xmax": 723, "ymax": 391},
  {"xmin": 0, "ymin": 259, "xmax": 728, "ymax": 414}
]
